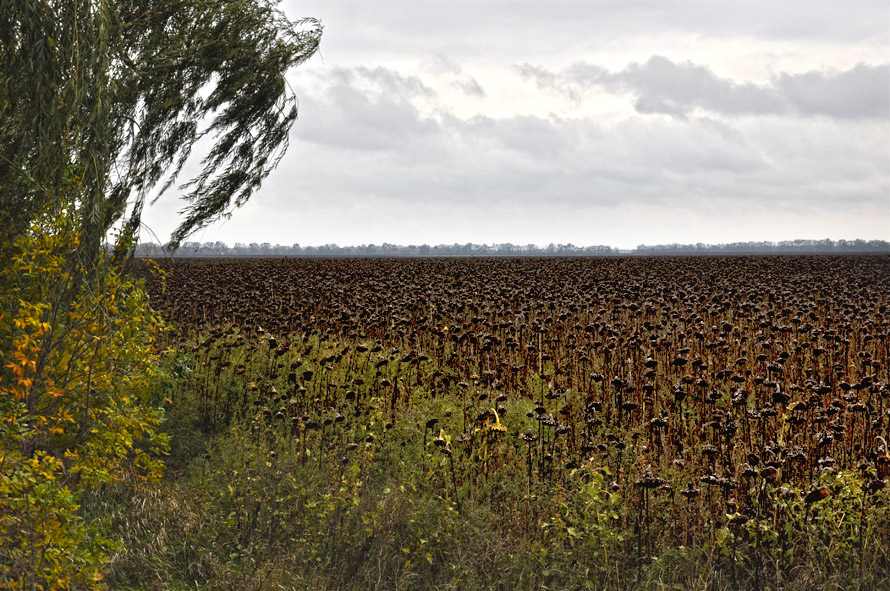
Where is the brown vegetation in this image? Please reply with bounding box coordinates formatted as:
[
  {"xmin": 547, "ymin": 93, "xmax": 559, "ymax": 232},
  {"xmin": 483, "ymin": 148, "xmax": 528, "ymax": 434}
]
[{"xmin": 130, "ymin": 255, "xmax": 890, "ymax": 589}]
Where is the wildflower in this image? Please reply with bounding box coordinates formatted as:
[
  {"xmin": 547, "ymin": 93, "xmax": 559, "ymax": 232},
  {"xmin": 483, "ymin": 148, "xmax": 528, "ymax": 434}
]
[{"xmin": 486, "ymin": 407, "xmax": 507, "ymax": 432}]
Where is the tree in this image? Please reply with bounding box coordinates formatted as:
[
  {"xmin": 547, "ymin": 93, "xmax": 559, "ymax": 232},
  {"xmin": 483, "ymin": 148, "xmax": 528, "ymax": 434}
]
[
  {"xmin": 0, "ymin": 2, "xmax": 320, "ymax": 586},
  {"xmin": 0, "ymin": 0, "xmax": 322, "ymax": 258}
]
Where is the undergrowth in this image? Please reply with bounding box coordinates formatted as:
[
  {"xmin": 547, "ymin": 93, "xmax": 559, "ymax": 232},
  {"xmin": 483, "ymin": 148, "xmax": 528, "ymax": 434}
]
[{"xmin": 82, "ymin": 325, "xmax": 890, "ymax": 590}]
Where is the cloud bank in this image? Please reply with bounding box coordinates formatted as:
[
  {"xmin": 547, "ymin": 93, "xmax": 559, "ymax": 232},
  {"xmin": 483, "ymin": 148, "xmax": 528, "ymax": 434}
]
[
  {"xmin": 519, "ymin": 57, "xmax": 890, "ymax": 119},
  {"xmin": 140, "ymin": 1, "xmax": 890, "ymax": 249}
]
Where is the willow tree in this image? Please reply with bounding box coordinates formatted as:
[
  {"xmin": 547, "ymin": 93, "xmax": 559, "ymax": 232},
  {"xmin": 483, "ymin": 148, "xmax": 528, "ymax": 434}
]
[
  {"xmin": 0, "ymin": 0, "xmax": 322, "ymax": 259},
  {"xmin": 0, "ymin": 2, "xmax": 320, "ymax": 586}
]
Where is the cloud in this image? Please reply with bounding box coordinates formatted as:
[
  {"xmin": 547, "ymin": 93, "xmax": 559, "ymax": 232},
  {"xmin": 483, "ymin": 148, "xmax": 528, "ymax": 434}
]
[
  {"xmin": 292, "ymin": 1, "xmax": 889, "ymax": 63},
  {"xmin": 296, "ymin": 66, "xmax": 440, "ymax": 152},
  {"xmin": 260, "ymin": 96, "xmax": 887, "ymax": 247},
  {"xmin": 518, "ymin": 56, "xmax": 890, "ymax": 119},
  {"xmin": 145, "ymin": 0, "xmax": 889, "ymax": 249},
  {"xmin": 615, "ymin": 56, "xmax": 784, "ymax": 117},
  {"xmin": 455, "ymin": 76, "xmax": 486, "ymax": 97},
  {"xmin": 290, "ymin": 62, "xmax": 887, "ymax": 219},
  {"xmin": 339, "ymin": 66, "xmax": 434, "ymax": 98},
  {"xmin": 777, "ymin": 63, "xmax": 890, "ymax": 119},
  {"xmin": 421, "ymin": 53, "xmax": 487, "ymax": 97}
]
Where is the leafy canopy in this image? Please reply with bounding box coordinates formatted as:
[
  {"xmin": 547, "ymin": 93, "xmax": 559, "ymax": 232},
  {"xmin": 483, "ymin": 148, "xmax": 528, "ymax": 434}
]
[{"xmin": 0, "ymin": 0, "xmax": 322, "ymax": 256}]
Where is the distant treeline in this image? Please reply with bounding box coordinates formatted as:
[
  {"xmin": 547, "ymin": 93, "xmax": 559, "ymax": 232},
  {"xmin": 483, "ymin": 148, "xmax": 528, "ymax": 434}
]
[
  {"xmin": 633, "ymin": 239, "xmax": 890, "ymax": 254},
  {"xmin": 134, "ymin": 238, "xmax": 890, "ymax": 257},
  {"xmin": 135, "ymin": 242, "xmax": 619, "ymax": 257}
]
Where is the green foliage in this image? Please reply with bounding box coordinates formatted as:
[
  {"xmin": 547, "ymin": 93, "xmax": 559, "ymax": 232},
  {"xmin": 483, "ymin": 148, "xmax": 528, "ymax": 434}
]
[
  {"xmin": 0, "ymin": 448, "xmax": 113, "ymax": 590},
  {"xmin": 0, "ymin": 0, "xmax": 321, "ymax": 257},
  {"xmin": 0, "ymin": 212, "xmax": 168, "ymax": 588},
  {"xmin": 1, "ymin": 2, "xmax": 321, "ymax": 585}
]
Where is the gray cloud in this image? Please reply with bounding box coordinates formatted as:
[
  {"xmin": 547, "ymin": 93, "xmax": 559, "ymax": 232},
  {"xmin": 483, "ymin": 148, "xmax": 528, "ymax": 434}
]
[
  {"xmin": 616, "ymin": 56, "xmax": 784, "ymax": 117},
  {"xmin": 339, "ymin": 66, "xmax": 434, "ymax": 98},
  {"xmin": 147, "ymin": 65, "xmax": 888, "ymax": 247},
  {"xmin": 292, "ymin": 1, "xmax": 889, "ymax": 63},
  {"xmin": 141, "ymin": 2, "xmax": 889, "ymax": 248},
  {"xmin": 519, "ymin": 57, "xmax": 890, "ymax": 119},
  {"xmin": 290, "ymin": 63, "xmax": 886, "ymax": 215},
  {"xmin": 777, "ymin": 63, "xmax": 890, "ymax": 119},
  {"xmin": 455, "ymin": 76, "xmax": 486, "ymax": 97},
  {"xmin": 297, "ymin": 67, "xmax": 439, "ymax": 152},
  {"xmin": 421, "ymin": 53, "xmax": 487, "ymax": 97}
]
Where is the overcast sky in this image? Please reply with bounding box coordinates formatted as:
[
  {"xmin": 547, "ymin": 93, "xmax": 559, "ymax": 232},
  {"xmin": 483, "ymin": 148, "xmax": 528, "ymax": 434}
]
[{"xmin": 141, "ymin": 1, "xmax": 890, "ymax": 249}]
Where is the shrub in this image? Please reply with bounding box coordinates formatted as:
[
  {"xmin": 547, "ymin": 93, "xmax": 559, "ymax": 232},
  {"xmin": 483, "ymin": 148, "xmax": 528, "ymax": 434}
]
[{"xmin": 0, "ymin": 210, "xmax": 168, "ymax": 588}]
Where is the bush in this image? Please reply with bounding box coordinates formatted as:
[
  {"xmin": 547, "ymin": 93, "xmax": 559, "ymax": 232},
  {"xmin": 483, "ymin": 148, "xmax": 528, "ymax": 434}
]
[{"xmin": 0, "ymin": 210, "xmax": 168, "ymax": 588}]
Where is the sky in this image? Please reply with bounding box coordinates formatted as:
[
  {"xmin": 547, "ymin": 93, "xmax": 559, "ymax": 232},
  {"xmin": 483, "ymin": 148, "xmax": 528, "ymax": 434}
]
[{"xmin": 140, "ymin": 1, "xmax": 890, "ymax": 250}]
